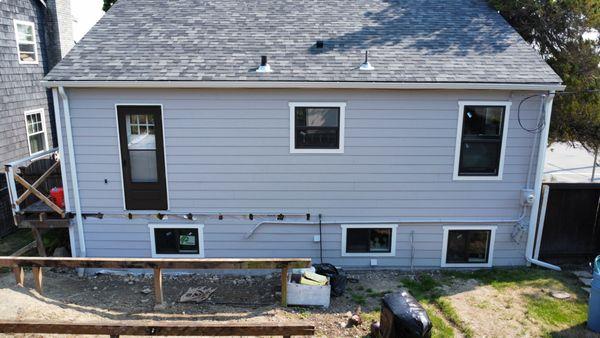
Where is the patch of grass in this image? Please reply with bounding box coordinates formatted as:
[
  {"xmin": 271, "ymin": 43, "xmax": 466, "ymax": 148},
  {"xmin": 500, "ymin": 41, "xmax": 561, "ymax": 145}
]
[
  {"xmin": 442, "ymin": 268, "xmax": 563, "ymax": 290},
  {"xmin": 351, "ymin": 293, "xmax": 366, "ymax": 306},
  {"xmin": 401, "ymin": 274, "xmax": 473, "ymax": 338},
  {"xmin": 526, "ymin": 294, "xmax": 587, "ymax": 327}
]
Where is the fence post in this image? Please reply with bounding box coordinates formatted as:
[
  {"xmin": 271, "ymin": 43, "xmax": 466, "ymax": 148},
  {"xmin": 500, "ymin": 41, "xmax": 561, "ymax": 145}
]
[{"xmin": 154, "ymin": 268, "xmax": 163, "ymax": 305}]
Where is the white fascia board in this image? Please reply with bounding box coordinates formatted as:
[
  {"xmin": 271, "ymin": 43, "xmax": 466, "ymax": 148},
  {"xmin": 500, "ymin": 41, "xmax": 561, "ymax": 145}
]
[{"xmin": 41, "ymin": 80, "xmax": 566, "ymax": 91}]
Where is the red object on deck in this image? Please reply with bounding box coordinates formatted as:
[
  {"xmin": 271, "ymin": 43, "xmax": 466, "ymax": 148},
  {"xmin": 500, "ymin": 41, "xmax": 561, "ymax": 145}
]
[{"xmin": 50, "ymin": 187, "xmax": 64, "ymax": 209}]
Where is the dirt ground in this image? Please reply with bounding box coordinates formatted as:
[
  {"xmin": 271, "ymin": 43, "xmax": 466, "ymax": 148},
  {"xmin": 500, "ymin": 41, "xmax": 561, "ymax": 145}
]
[{"xmin": 0, "ymin": 268, "xmax": 594, "ymax": 337}]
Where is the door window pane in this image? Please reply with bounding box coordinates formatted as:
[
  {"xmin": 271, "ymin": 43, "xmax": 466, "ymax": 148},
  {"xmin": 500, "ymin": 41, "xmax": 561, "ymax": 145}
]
[
  {"xmin": 295, "ymin": 107, "xmax": 340, "ymax": 149},
  {"xmin": 458, "ymin": 105, "xmax": 506, "ymax": 176},
  {"xmin": 446, "ymin": 230, "xmax": 491, "ymax": 264},
  {"xmin": 126, "ymin": 113, "xmax": 157, "ymax": 182}
]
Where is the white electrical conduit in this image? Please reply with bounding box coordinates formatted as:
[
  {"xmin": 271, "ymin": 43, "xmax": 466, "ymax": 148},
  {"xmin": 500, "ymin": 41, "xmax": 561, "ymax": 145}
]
[
  {"xmin": 525, "ymin": 92, "xmax": 560, "ymax": 271},
  {"xmin": 245, "ymin": 206, "xmax": 529, "ymax": 238},
  {"xmin": 58, "ymin": 87, "xmax": 87, "ymax": 258}
]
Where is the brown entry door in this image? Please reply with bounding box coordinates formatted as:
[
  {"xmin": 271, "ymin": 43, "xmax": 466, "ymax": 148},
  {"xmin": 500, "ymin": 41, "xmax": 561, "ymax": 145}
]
[{"xmin": 117, "ymin": 105, "xmax": 168, "ymax": 210}]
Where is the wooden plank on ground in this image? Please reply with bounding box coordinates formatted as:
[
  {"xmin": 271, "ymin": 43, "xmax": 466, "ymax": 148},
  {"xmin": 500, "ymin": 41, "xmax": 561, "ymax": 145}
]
[
  {"xmin": 13, "ymin": 267, "xmax": 24, "ymax": 287},
  {"xmin": 0, "ymin": 320, "xmax": 315, "ymax": 336},
  {"xmin": 0, "ymin": 257, "xmax": 311, "ymax": 270},
  {"xmin": 10, "ymin": 241, "xmax": 37, "ymax": 257}
]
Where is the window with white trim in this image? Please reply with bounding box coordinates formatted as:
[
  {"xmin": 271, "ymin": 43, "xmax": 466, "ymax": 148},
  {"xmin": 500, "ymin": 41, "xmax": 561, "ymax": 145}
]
[
  {"xmin": 453, "ymin": 102, "xmax": 511, "ymax": 180},
  {"xmin": 289, "ymin": 102, "xmax": 346, "ymax": 153},
  {"xmin": 441, "ymin": 226, "xmax": 496, "ymax": 267},
  {"xmin": 14, "ymin": 20, "xmax": 38, "ymax": 64},
  {"xmin": 149, "ymin": 224, "xmax": 204, "ymax": 258},
  {"xmin": 341, "ymin": 224, "xmax": 397, "ymax": 257},
  {"xmin": 24, "ymin": 108, "xmax": 47, "ymax": 155}
]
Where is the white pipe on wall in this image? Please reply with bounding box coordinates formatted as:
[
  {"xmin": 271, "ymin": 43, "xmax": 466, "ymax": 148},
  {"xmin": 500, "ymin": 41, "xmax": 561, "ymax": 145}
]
[
  {"xmin": 524, "ymin": 91, "xmax": 561, "ymax": 271},
  {"xmin": 58, "ymin": 87, "xmax": 87, "ymax": 258}
]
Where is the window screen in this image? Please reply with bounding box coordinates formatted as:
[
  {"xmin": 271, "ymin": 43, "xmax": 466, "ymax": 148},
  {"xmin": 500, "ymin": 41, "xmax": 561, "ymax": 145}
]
[
  {"xmin": 346, "ymin": 228, "xmax": 392, "ymax": 253},
  {"xmin": 154, "ymin": 228, "xmax": 200, "ymax": 255},
  {"xmin": 294, "ymin": 107, "xmax": 340, "ymax": 149},
  {"xmin": 458, "ymin": 106, "xmax": 505, "ymax": 176},
  {"xmin": 446, "ymin": 229, "xmax": 491, "ymax": 264}
]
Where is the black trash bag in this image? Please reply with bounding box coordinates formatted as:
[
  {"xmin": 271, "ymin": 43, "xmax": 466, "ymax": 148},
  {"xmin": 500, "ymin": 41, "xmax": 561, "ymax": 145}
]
[
  {"xmin": 313, "ymin": 263, "xmax": 347, "ymax": 297},
  {"xmin": 380, "ymin": 291, "xmax": 432, "ymax": 338}
]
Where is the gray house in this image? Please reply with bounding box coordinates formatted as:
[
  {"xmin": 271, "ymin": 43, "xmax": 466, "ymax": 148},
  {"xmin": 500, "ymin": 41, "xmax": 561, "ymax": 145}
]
[
  {"xmin": 0, "ymin": 0, "xmax": 73, "ymax": 236},
  {"xmin": 31, "ymin": 0, "xmax": 564, "ymax": 269}
]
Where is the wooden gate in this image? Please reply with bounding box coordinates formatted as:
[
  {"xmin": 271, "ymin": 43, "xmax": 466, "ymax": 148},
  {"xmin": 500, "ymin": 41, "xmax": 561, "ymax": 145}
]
[
  {"xmin": 0, "ymin": 174, "xmax": 15, "ymax": 238},
  {"xmin": 538, "ymin": 183, "xmax": 600, "ymax": 264}
]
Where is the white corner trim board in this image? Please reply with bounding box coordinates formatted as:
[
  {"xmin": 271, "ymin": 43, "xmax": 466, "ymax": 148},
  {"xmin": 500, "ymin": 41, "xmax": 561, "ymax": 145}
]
[
  {"xmin": 289, "ymin": 102, "xmax": 346, "ymax": 154},
  {"xmin": 441, "ymin": 225, "xmax": 497, "ymax": 268},
  {"xmin": 341, "ymin": 224, "xmax": 398, "ymax": 257},
  {"xmin": 148, "ymin": 223, "xmax": 205, "ymax": 258},
  {"xmin": 452, "ymin": 101, "xmax": 512, "ymax": 181}
]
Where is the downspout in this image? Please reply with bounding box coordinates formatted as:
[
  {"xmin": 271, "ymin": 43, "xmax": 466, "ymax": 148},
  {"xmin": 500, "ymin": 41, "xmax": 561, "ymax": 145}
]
[
  {"xmin": 51, "ymin": 88, "xmax": 76, "ymax": 257},
  {"xmin": 58, "ymin": 87, "xmax": 86, "ymax": 258},
  {"xmin": 525, "ymin": 91, "xmax": 560, "ymax": 271}
]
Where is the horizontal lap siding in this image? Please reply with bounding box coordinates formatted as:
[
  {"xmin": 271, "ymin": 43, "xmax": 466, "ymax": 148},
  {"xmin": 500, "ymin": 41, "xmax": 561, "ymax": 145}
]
[{"xmin": 63, "ymin": 88, "xmax": 540, "ymax": 267}]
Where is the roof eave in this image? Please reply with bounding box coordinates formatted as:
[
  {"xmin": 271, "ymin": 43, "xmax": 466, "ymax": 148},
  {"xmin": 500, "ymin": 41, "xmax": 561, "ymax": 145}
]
[{"xmin": 41, "ymin": 80, "xmax": 566, "ymax": 92}]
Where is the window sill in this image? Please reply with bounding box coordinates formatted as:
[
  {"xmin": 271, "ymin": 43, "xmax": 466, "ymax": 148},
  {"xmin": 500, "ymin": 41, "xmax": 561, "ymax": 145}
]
[
  {"xmin": 290, "ymin": 148, "xmax": 344, "ymax": 154},
  {"xmin": 452, "ymin": 174, "xmax": 503, "ymax": 181},
  {"xmin": 441, "ymin": 262, "xmax": 493, "ymax": 268},
  {"xmin": 341, "ymin": 252, "xmax": 395, "ymax": 257}
]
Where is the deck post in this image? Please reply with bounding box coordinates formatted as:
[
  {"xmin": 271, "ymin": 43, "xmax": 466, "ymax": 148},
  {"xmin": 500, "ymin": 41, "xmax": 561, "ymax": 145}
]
[
  {"xmin": 31, "ymin": 228, "xmax": 46, "ymax": 257},
  {"xmin": 281, "ymin": 264, "xmax": 288, "ymax": 307},
  {"xmin": 13, "ymin": 267, "xmax": 24, "ymax": 287},
  {"xmin": 32, "ymin": 267, "xmax": 43, "ymax": 294},
  {"xmin": 153, "ymin": 268, "xmax": 163, "ymax": 305}
]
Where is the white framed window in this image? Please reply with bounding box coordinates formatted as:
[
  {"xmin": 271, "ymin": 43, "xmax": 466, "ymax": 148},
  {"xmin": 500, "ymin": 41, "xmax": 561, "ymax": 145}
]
[
  {"xmin": 441, "ymin": 226, "xmax": 497, "ymax": 268},
  {"xmin": 13, "ymin": 20, "xmax": 38, "ymax": 64},
  {"xmin": 453, "ymin": 101, "xmax": 511, "ymax": 181},
  {"xmin": 289, "ymin": 102, "xmax": 346, "ymax": 153},
  {"xmin": 24, "ymin": 108, "xmax": 48, "ymax": 155},
  {"xmin": 341, "ymin": 224, "xmax": 397, "ymax": 257},
  {"xmin": 149, "ymin": 224, "xmax": 205, "ymax": 258}
]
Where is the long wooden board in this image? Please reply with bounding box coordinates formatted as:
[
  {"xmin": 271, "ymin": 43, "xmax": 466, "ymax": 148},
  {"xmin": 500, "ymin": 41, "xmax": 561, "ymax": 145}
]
[
  {"xmin": 0, "ymin": 320, "xmax": 315, "ymax": 336},
  {"xmin": 0, "ymin": 257, "xmax": 311, "ymax": 270}
]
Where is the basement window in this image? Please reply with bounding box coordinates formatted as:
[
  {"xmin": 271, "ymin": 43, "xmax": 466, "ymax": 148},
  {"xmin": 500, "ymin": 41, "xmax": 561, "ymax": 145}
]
[
  {"xmin": 149, "ymin": 224, "xmax": 204, "ymax": 258},
  {"xmin": 441, "ymin": 226, "xmax": 496, "ymax": 267},
  {"xmin": 24, "ymin": 108, "xmax": 47, "ymax": 155},
  {"xmin": 453, "ymin": 102, "xmax": 511, "ymax": 180},
  {"xmin": 341, "ymin": 224, "xmax": 397, "ymax": 257},
  {"xmin": 289, "ymin": 102, "xmax": 346, "ymax": 153},
  {"xmin": 14, "ymin": 20, "xmax": 38, "ymax": 64}
]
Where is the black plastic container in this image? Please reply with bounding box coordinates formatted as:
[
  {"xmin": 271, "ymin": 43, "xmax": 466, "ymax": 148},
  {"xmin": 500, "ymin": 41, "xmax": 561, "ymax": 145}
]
[{"xmin": 380, "ymin": 292, "xmax": 432, "ymax": 338}]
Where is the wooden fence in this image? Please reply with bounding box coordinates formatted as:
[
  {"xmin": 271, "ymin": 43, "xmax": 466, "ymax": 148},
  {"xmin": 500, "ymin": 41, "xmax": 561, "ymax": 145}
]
[{"xmin": 538, "ymin": 183, "xmax": 600, "ymax": 264}]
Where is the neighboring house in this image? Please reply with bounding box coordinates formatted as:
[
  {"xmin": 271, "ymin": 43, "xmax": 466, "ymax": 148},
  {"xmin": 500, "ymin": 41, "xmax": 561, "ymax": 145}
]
[
  {"xmin": 0, "ymin": 0, "xmax": 73, "ymax": 236},
  {"xmin": 31, "ymin": 0, "xmax": 564, "ymax": 268}
]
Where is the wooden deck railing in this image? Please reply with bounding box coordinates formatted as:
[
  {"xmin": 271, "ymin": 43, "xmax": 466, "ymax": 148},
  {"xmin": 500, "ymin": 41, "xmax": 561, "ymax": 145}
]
[
  {"xmin": 0, "ymin": 320, "xmax": 315, "ymax": 337},
  {"xmin": 0, "ymin": 256, "xmax": 311, "ymax": 306}
]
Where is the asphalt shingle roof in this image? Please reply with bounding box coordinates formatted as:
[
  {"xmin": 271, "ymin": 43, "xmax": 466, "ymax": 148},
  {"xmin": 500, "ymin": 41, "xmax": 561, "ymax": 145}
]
[{"xmin": 45, "ymin": 0, "xmax": 562, "ymax": 84}]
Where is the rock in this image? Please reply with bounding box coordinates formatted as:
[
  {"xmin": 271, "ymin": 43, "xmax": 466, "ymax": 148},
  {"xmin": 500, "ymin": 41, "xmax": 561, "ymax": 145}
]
[
  {"xmin": 128, "ymin": 281, "xmax": 134, "ymax": 285},
  {"xmin": 141, "ymin": 287, "xmax": 152, "ymax": 295},
  {"xmin": 92, "ymin": 286, "xmax": 98, "ymax": 290},
  {"xmin": 551, "ymin": 291, "xmax": 571, "ymax": 299},
  {"xmin": 141, "ymin": 299, "xmax": 150, "ymax": 303},
  {"xmin": 339, "ymin": 321, "xmax": 347, "ymax": 328},
  {"xmin": 52, "ymin": 247, "xmax": 69, "ymax": 257},
  {"xmin": 265, "ymin": 274, "xmax": 273, "ymax": 280},
  {"xmin": 370, "ymin": 321, "xmax": 381, "ymax": 337},
  {"xmin": 348, "ymin": 306, "xmax": 362, "ymax": 327},
  {"xmin": 179, "ymin": 286, "xmax": 217, "ymax": 303},
  {"xmin": 573, "ymin": 271, "xmax": 593, "ymax": 279},
  {"xmin": 344, "ymin": 311, "xmax": 353, "ymax": 318},
  {"xmin": 579, "ymin": 278, "xmax": 592, "ymax": 287}
]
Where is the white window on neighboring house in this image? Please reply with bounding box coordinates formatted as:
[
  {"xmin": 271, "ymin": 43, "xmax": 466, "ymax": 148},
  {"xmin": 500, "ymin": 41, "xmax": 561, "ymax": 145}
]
[
  {"xmin": 289, "ymin": 102, "xmax": 346, "ymax": 153},
  {"xmin": 24, "ymin": 108, "xmax": 47, "ymax": 155},
  {"xmin": 149, "ymin": 224, "xmax": 205, "ymax": 258},
  {"xmin": 441, "ymin": 226, "xmax": 497, "ymax": 268},
  {"xmin": 14, "ymin": 20, "xmax": 38, "ymax": 64},
  {"xmin": 341, "ymin": 224, "xmax": 397, "ymax": 257}
]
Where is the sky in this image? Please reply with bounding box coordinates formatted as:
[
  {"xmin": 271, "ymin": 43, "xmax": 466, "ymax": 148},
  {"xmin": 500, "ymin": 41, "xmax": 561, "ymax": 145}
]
[{"xmin": 71, "ymin": 0, "xmax": 105, "ymax": 42}]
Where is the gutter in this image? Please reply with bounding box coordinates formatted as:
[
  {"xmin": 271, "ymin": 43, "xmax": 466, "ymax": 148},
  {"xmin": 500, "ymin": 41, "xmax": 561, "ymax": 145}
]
[
  {"xmin": 58, "ymin": 87, "xmax": 87, "ymax": 258},
  {"xmin": 524, "ymin": 91, "xmax": 560, "ymax": 271},
  {"xmin": 42, "ymin": 80, "xmax": 566, "ymax": 92}
]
